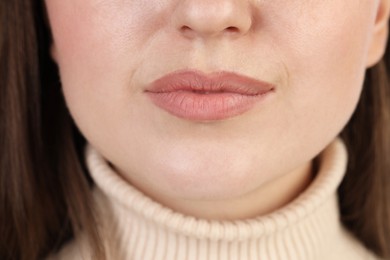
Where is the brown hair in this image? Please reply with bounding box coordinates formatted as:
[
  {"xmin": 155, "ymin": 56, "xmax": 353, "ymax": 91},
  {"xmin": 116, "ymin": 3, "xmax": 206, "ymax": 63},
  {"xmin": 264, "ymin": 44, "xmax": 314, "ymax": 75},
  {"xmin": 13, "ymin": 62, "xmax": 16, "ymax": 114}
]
[
  {"xmin": 0, "ymin": 1, "xmax": 104, "ymax": 259},
  {"xmin": 0, "ymin": 0, "xmax": 389, "ymax": 259},
  {"xmin": 339, "ymin": 49, "xmax": 390, "ymax": 256}
]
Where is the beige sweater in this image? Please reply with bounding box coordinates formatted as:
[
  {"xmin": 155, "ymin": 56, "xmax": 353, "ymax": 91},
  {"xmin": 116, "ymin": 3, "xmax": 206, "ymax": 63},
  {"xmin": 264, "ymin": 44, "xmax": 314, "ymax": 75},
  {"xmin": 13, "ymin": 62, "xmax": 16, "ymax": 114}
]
[{"xmin": 50, "ymin": 139, "xmax": 379, "ymax": 260}]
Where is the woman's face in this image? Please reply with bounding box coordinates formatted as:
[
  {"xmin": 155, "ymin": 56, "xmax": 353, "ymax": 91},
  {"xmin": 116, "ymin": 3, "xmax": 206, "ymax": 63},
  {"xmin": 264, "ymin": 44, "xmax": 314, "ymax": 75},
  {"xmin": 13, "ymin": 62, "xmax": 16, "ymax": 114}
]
[{"xmin": 45, "ymin": 1, "xmax": 388, "ymax": 208}]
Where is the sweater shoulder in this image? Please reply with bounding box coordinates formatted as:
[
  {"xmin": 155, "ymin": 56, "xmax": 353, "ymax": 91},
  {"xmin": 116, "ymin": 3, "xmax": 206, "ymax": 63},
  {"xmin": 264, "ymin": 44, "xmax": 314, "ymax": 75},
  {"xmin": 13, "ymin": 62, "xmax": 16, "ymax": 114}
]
[
  {"xmin": 45, "ymin": 234, "xmax": 91, "ymax": 260},
  {"xmin": 327, "ymin": 227, "xmax": 382, "ymax": 260}
]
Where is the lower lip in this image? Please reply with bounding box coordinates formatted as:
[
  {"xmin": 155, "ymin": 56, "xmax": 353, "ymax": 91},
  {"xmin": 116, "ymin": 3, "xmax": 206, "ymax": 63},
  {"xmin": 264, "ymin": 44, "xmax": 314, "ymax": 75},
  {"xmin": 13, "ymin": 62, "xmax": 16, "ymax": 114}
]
[{"xmin": 146, "ymin": 90, "xmax": 273, "ymax": 121}]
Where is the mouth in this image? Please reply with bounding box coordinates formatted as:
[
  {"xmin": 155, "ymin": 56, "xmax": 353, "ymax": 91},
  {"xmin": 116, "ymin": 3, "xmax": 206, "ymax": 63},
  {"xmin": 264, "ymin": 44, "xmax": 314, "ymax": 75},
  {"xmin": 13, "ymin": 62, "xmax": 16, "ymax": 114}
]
[{"xmin": 144, "ymin": 70, "xmax": 275, "ymax": 121}]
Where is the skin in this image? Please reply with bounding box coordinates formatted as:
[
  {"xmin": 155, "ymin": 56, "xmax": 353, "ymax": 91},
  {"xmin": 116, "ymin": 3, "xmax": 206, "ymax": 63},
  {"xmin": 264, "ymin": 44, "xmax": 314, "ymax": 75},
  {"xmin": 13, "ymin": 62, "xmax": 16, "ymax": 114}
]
[{"xmin": 45, "ymin": 0, "xmax": 390, "ymax": 220}]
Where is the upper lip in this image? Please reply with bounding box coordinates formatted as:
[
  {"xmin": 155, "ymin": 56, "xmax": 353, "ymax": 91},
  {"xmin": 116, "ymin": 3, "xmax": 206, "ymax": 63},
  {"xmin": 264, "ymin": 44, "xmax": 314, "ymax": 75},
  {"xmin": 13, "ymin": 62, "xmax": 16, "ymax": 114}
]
[{"xmin": 145, "ymin": 70, "xmax": 275, "ymax": 95}]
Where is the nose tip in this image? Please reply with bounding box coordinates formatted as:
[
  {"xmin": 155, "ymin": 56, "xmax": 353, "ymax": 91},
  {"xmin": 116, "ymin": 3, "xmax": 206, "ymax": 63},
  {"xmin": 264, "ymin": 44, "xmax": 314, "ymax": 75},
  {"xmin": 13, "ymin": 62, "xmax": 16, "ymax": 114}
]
[{"xmin": 173, "ymin": 1, "xmax": 253, "ymax": 39}]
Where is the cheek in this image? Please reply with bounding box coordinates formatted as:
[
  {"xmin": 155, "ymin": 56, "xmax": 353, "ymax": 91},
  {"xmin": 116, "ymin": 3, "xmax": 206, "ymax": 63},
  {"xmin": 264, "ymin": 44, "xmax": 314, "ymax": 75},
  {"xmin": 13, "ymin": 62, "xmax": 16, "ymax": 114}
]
[
  {"xmin": 273, "ymin": 2, "xmax": 375, "ymax": 128},
  {"xmin": 45, "ymin": 0, "xmax": 169, "ymax": 132},
  {"xmin": 46, "ymin": 0, "xmax": 166, "ymax": 89},
  {"xmin": 241, "ymin": 1, "xmax": 378, "ymax": 168}
]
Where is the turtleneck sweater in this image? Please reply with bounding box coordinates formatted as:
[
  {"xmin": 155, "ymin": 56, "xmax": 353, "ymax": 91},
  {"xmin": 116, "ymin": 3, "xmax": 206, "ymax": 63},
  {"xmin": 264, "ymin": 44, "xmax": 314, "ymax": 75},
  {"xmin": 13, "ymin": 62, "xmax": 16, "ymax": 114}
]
[{"xmin": 50, "ymin": 139, "xmax": 378, "ymax": 260}]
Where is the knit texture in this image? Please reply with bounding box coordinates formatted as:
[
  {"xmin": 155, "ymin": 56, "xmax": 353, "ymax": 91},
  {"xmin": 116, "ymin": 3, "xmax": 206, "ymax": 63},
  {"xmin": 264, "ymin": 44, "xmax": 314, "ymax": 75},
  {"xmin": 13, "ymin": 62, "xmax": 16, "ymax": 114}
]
[{"xmin": 50, "ymin": 139, "xmax": 378, "ymax": 260}]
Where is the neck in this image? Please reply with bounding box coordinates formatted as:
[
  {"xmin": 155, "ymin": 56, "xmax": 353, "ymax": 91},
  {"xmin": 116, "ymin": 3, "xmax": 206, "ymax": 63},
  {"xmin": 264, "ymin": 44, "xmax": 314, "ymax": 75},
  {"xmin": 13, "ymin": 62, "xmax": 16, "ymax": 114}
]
[
  {"xmin": 49, "ymin": 139, "xmax": 376, "ymax": 260},
  {"xmin": 70, "ymin": 138, "xmax": 373, "ymax": 260}
]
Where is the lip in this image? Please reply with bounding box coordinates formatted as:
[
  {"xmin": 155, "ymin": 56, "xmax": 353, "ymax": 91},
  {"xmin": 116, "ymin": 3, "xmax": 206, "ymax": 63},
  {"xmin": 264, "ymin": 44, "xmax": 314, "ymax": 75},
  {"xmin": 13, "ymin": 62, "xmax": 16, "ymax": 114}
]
[{"xmin": 144, "ymin": 70, "xmax": 275, "ymax": 121}]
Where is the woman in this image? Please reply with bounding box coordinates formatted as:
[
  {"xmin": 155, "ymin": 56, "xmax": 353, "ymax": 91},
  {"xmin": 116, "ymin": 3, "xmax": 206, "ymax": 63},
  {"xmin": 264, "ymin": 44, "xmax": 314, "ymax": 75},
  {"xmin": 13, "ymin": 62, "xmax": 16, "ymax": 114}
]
[{"xmin": 1, "ymin": 0, "xmax": 390, "ymax": 259}]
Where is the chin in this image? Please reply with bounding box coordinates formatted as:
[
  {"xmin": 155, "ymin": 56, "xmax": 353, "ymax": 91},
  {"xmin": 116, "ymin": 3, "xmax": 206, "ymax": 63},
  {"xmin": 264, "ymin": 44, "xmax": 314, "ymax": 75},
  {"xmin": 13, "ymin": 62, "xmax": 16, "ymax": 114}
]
[{"xmin": 149, "ymin": 160, "xmax": 268, "ymax": 200}]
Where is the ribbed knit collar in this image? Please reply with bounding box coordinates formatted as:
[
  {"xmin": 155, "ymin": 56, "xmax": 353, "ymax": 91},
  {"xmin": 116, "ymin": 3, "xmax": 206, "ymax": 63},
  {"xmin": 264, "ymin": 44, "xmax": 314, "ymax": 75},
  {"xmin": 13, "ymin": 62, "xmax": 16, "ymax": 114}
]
[{"xmin": 84, "ymin": 139, "xmax": 369, "ymax": 260}]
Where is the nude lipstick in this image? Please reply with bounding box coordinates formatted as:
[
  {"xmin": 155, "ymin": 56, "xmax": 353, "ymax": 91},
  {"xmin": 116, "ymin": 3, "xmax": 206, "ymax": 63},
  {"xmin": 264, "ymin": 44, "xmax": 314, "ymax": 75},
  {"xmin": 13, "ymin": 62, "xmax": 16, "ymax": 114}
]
[{"xmin": 145, "ymin": 70, "xmax": 275, "ymax": 121}]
